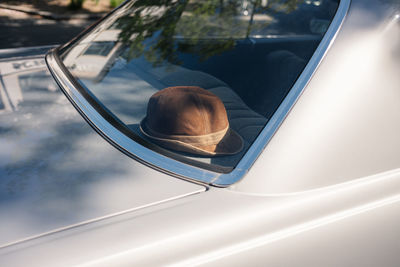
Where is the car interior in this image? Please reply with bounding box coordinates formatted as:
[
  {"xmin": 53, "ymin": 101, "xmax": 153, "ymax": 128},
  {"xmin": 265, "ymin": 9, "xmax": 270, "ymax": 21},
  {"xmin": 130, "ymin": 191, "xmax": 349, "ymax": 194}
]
[{"xmin": 62, "ymin": 0, "xmax": 339, "ymax": 170}]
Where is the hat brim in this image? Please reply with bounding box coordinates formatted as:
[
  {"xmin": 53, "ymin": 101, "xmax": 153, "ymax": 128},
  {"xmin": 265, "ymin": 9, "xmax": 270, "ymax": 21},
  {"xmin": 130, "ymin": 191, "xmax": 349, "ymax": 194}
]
[{"xmin": 140, "ymin": 118, "xmax": 243, "ymax": 157}]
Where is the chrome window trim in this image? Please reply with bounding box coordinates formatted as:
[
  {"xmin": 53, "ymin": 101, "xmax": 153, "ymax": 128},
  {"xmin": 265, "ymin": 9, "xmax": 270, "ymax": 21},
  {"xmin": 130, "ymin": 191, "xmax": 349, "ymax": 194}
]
[
  {"xmin": 214, "ymin": 0, "xmax": 351, "ymax": 186},
  {"xmin": 45, "ymin": 0, "xmax": 351, "ymax": 187},
  {"xmin": 46, "ymin": 51, "xmax": 217, "ymax": 184}
]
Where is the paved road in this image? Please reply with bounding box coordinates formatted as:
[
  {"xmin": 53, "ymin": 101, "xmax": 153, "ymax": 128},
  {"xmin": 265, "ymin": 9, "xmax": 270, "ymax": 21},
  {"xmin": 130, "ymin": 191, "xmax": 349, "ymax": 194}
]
[{"xmin": 0, "ymin": 8, "xmax": 93, "ymax": 50}]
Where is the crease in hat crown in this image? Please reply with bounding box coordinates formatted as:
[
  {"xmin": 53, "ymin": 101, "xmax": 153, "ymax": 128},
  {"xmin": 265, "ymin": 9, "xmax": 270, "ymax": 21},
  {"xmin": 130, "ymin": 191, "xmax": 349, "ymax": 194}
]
[{"xmin": 140, "ymin": 86, "xmax": 243, "ymax": 156}]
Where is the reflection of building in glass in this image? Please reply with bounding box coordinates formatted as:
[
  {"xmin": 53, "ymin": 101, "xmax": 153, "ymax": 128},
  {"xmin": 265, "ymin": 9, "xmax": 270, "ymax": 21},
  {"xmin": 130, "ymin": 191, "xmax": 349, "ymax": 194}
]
[
  {"xmin": 0, "ymin": 58, "xmax": 55, "ymax": 113},
  {"xmin": 0, "ymin": 85, "xmax": 7, "ymax": 112},
  {"xmin": 63, "ymin": 28, "xmax": 123, "ymax": 83}
]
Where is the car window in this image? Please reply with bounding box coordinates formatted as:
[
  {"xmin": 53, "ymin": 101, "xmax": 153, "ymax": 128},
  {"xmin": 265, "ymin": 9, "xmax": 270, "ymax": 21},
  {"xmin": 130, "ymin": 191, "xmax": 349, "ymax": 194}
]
[{"xmin": 58, "ymin": 0, "xmax": 339, "ymax": 173}]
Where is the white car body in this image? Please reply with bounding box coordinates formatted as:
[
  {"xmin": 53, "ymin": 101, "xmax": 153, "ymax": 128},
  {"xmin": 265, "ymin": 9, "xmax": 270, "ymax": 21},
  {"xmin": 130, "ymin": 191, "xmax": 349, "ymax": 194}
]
[{"xmin": 1, "ymin": 0, "xmax": 400, "ymax": 266}]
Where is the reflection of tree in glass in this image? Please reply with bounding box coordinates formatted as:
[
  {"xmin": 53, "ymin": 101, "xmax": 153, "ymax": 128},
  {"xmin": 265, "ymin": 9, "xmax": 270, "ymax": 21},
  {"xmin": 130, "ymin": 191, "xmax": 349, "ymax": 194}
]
[
  {"xmin": 116, "ymin": 0, "xmax": 188, "ymax": 65},
  {"xmin": 265, "ymin": 0, "xmax": 304, "ymax": 14},
  {"xmin": 115, "ymin": 0, "xmax": 303, "ymax": 65},
  {"xmin": 264, "ymin": 0, "xmax": 337, "ymax": 35},
  {"xmin": 115, "ymin": 0, "xmax": 238, "ymax": 65}
]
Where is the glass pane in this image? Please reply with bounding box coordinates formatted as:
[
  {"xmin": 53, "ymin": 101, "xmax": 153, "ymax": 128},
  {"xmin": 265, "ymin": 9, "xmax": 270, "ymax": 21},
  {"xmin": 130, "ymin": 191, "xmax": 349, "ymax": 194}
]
[{"xmin": 61, "ymin": 0, "xmax": 339, "ymax": 171}]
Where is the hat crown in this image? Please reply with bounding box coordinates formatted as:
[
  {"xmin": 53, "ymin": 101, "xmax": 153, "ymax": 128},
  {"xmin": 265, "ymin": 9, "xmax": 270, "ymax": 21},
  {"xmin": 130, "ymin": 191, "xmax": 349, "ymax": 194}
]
[{"xmin": 146, "ymin": 86, "xmax": 228, "ymax": 137}]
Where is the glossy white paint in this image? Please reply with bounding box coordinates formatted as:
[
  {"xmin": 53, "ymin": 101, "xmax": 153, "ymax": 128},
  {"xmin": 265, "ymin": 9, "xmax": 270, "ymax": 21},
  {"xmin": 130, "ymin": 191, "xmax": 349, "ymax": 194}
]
[
  {"xmin": 0, "ymin": 61, "xmax": 205, "ymax": 247},
  {"xmin": 1, "ymin": 168, "xmax": 400, "ymax": 266}
]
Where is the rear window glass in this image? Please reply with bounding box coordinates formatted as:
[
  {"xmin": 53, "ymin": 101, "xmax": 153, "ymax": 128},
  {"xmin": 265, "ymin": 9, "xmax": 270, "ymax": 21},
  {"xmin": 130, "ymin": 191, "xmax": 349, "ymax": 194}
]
[{"xmin": 61, "ymin": 0, "xmax": 339, "ymax": 172}]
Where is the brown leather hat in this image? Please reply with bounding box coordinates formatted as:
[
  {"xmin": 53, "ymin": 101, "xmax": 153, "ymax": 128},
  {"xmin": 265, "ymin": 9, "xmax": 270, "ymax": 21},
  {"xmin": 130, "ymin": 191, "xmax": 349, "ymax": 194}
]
[{"xmin": 140, "ymin": 86, "xmax": 243, "ymax": 156}]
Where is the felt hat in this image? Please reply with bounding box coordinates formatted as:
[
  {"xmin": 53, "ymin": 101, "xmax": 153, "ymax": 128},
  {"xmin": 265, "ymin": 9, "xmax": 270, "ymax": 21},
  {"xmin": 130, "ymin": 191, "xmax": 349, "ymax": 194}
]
[{"xmin": 140, "ymin": 86, "xmax": 243, "ymax": 156}]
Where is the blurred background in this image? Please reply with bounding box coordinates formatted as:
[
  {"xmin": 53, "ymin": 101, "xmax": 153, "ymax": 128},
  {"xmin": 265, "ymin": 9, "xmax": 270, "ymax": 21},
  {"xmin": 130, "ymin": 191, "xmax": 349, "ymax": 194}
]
[{"xmin": 0, "ymin": 0, "xmax": 124, "ymax": 49}]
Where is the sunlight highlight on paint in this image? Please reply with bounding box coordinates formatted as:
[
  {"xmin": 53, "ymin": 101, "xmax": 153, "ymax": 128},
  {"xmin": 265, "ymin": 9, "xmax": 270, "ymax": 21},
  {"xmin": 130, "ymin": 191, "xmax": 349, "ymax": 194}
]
[{"xmin": 175, "ymin": 194, "xmax": 400, "ymax": 266}]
